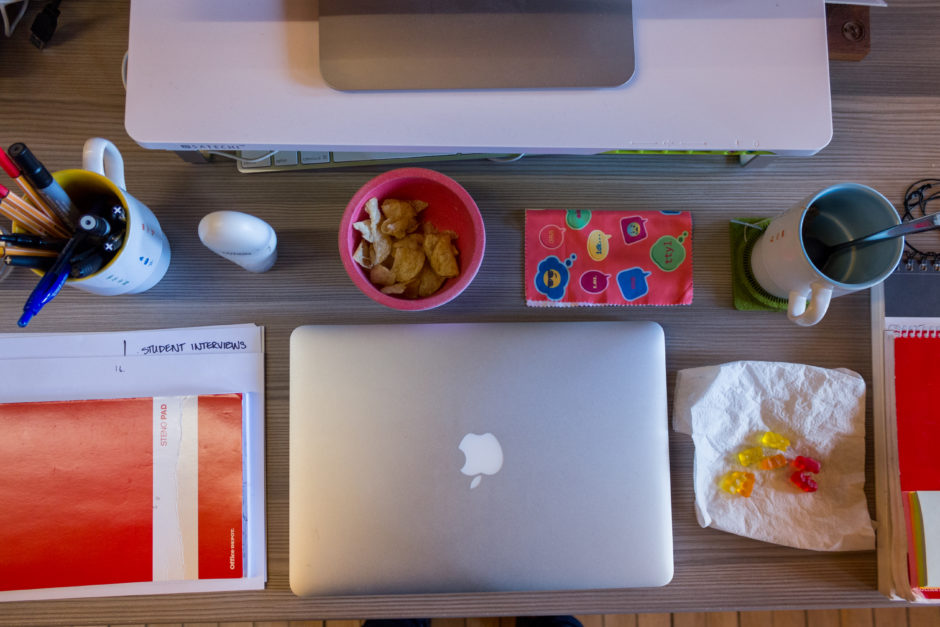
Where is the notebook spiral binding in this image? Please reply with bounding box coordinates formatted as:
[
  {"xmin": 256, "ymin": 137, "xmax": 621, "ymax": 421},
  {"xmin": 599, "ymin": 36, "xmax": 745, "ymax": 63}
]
[
  {"xmin": 900, "ymin": 251, "xmax": 940, "ymax": 273},
  {"xmin": 890, "ymin": 327, "xmax": 940, "ymax": 339},
  {"xmin": 900, "ymin": 179, "xmax": 940, "ymax": 272}
]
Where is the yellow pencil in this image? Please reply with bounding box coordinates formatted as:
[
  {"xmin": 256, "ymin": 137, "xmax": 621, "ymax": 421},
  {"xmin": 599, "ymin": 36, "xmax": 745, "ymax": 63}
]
[
  {"xmin": 16, "ymin": 176, "xmax": 69, "ymax": 230},
  {"xmin": 0, "ymin": 149, "xmax": 68, "ymax": 228},
  {"xmin": 0, "ymin": 199, "xmax": 52, "ymax": 236},
  {"xmin": 0, "ymin": 183, "xmax": 70, "ymax": 238},
  {"xmin": 0, "ymin": 245, "xmax": 59, "ymax": 257},
  {"xmin": 5, "ymin": 189, "xmax": 71, "ymax": 237}
]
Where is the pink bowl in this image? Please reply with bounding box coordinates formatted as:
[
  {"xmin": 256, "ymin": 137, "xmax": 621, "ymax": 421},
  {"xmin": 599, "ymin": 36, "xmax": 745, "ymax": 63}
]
[{"xmin": 339, "ymin": 168, "xmax": 485, "ymax": 311}]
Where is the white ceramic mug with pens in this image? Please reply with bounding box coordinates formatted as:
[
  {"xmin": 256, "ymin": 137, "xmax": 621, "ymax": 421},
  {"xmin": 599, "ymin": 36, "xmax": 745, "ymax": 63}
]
[
  {"xmin": 49, "ymin": 137, "xmax": 171, "ymax": 295},
  {"xmin": 749, "ymin": 183, "xmax": 903, "ymax": 326}
]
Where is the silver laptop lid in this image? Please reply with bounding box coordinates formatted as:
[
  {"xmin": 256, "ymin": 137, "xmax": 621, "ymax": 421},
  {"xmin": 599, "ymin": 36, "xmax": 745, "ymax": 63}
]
[
  {"xmin": 318, "ymin": 0, "xmax": 636, "ymax": 91},
  {"xmin": 289, "ymin": 322, "xmax": 672, "ymax": 596}
]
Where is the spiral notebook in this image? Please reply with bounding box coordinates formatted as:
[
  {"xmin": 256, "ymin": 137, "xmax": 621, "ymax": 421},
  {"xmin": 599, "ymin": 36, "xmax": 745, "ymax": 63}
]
[
  {"xmin": 0, "ymin": 395, "xmax": 244, "ymax": 594},
  {"xmin": 0, "ymin": 324, "xmax": 267, "ymax": 602},
  {"xmin": 873, "ymin": 263, "xmax": 940, "ymax": 602}
]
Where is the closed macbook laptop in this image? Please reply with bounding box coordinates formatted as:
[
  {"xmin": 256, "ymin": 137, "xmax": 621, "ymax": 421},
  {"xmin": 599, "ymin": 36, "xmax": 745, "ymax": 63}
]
[{"xmin": 289, "ymin": 321, "xmax": 672, "ymax": 596}]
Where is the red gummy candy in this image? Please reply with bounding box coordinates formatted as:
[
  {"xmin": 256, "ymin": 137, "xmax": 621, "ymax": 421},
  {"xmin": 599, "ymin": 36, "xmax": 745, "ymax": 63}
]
[
  {"xmin": 792, "ymin": 455, "xmax": 821, "ymax": 474},
  {"xmin": 790, "ymin": 470, "xmax": 818, "ymax": 493}
]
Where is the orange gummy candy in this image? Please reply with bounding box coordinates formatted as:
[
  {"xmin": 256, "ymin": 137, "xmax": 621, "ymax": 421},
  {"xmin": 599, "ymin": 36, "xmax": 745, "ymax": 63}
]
[{"xmin": 759, "ymin": 454, "xmax": 787, "ymax": 470}]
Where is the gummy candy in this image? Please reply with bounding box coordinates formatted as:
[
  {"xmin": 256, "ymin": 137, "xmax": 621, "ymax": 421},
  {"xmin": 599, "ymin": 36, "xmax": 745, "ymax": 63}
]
[
  {"xmin": 737, "ymin": 446, "xmax": 765, "ymax": 466},
  {"xmin": 759, "ymin": 453, "xmax": 787, "ymax": 470},
  {"xmin": 792, "ymin": 455, "xmax": 821, "ymax": 474},
  {"xmin": 720, "ymin": 471, "xmax": 756, "ymax": 497},
  {"xmin": 790, "ymin": 471, "xmax": 818, "ymax": 493},
  {"xmin": 761, "ymin": 431, "xmax": 790, "ymax": 451}
]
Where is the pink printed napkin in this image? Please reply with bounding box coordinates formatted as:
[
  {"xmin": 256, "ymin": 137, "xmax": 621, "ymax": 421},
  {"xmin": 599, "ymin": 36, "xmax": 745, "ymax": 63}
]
[{"xmin": 525, "ymin": 209, "xmax": 693, "ymax": 306}]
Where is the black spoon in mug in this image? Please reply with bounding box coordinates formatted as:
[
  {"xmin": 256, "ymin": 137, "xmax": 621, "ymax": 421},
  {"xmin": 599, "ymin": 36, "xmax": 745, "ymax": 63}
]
[{"xmin": 804, "ymin": 212, "xmax": 940, "ymax": 271}]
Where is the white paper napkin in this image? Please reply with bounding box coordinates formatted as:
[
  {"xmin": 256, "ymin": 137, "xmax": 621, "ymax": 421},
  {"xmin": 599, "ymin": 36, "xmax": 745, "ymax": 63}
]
[{"xmin": 673, "ymin": 361, "xmax": 875, "ymax": 551}]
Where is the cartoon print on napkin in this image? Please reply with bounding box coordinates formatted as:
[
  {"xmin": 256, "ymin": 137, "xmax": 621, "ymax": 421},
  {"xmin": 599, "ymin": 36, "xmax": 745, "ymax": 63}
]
[
  {"xmin": 533, "ymin": 254, "xmax": 577, "ymax": 301},
  {"xmin": 525, "ymin": 209, "xmax": 693, "ymax": 307}
]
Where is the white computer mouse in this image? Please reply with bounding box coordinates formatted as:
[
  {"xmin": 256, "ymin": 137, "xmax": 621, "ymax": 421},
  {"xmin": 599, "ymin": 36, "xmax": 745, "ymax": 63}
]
[{"xmin": 198, "ymin": 210, "xmax": 277, "ymax": 273}]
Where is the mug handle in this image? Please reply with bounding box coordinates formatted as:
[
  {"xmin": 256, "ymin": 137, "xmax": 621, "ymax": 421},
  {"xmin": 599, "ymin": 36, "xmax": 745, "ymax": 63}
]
[
  {"xmin": 787, "ymin": 282, "xmax": 833, "ymax": 327},
  {"xmin": 82, "ymin": 138, "xmax": 126, "ymax": 190}
]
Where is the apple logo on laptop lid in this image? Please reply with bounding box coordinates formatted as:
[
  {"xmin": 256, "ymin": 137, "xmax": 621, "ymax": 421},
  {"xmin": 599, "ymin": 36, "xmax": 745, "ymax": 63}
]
[{"xmin": 459, "ymin": 432, "xmax": 503, "ymax": 489}]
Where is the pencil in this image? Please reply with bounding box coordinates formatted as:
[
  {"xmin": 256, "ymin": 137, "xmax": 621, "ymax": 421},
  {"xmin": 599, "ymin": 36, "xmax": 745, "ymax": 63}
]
[
  {"xmin": 0, "ymin": 195, "xmax": 53, "ymax": 236},
  {"xmin": 0, "ymin": 150, "xmax": 66, "ymax": 230},
  {"xmin": 8, "ymin": 189, "xmax": 71, "ymax": 237},
  {"xmin": 0, "ymin": 200, "xmax": 56, "ymax": 237},
  {"xmin": 1, "ymin": 245, "xmax": 59, "ymax": 257},
  {"xmin": 0, "ymin": 183, "xmax": 70, "ymax": 238},
  {"xmin": 7, "ymin": 143, "xmax": 78, "ymax": 228}
]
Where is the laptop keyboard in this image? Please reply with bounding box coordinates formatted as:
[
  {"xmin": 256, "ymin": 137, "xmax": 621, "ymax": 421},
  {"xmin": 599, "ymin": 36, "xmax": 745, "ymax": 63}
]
[{"xmin": 236, "ymin": 150, "xmax": 520, "ymax": 173}]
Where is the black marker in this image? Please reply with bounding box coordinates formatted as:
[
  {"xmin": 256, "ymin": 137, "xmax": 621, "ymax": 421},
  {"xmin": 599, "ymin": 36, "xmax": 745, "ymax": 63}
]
[
  {"xmin": 7, "ymin": 142, "xmax": 79, "ymax": 227},
  {"xmin": 110, "ymin": 204, "xmax": 126, "ymax": 223},
  {"xmin": 102, "ymin": 232, "xmax": 123, "ymax": 253},
  {"xmin": 4, "ymin": 255, "xmax": 55, "ymax": 270},
  {"xmin": 78, "ymin": 214, "xmax": 111, "ymax": 237},
  {"xmin": 0, "ymin": 232, "xmax": 68, "ymax": 251},
  {"xmin": 70, "ymin": 252, "xmax": 105, "ymax": 278}
]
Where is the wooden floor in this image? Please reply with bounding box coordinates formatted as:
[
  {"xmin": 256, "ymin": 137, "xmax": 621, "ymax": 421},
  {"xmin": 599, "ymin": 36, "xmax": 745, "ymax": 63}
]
[{"xmin": 70, "ymin": 609, "xmax": 940, "ymax": 627}]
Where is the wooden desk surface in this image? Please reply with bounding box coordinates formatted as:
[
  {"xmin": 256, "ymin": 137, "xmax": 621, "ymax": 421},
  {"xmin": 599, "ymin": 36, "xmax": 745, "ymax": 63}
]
[{"xmin": 1, "ymin": 1, "xmax": 939, "ymax": 624}]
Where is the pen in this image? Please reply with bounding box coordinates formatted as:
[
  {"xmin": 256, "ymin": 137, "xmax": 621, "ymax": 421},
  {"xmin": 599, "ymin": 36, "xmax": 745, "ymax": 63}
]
[
  {"xmin": 102, "ymin": 232, "xmax": 123, "ymax": 253},
  {"xmin": 4, "ymin": 255, "xmax": 56, "ymax": 270},
  {"xmin": 110, "ymin": 204, "xmax": 126, "ymax": 223},
  {"xmin": 78, "ymin": 213, "xmax": 111, "ymax": 237},
  {"xmin": 7, "ymin": 142, "xmax": 79, "ymax": 228},
  {"xmin": 0, "ymin": 232, "xmax": 68, "ymax": 250},
  {"xmin": 69, "ymin": 252, "xmax": 104, "ymax": 278},
  {"xmin": 18, "ymin": 261, "xmax": 70, "ymax": 327},
  {"xmin": 17, "ymin": 232, "xmax": 86, "ymax": 327}
]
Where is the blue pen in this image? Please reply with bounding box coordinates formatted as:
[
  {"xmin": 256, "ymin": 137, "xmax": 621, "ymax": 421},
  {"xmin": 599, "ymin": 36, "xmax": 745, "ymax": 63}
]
[
  {"xmin": 17, "ymin": 233, "xmax": 85, "ymax": 327},
  {"xmin": 18, "ymin": 262, "xmax": 70, "ymax": 327}
]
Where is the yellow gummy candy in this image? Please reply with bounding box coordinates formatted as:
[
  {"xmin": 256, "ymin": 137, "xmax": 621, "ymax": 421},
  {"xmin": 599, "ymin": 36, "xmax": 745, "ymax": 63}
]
[
  {"xmin": 720, "ymin": 471, "xmax": 755, "ymax": 497},
  {"xmin": 761, "ymin": 431, "xmax": 790, "ymax": 451},
  {"xmin": 737, "ymin": 446, "xmax": 765, "ymax": 466}
]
